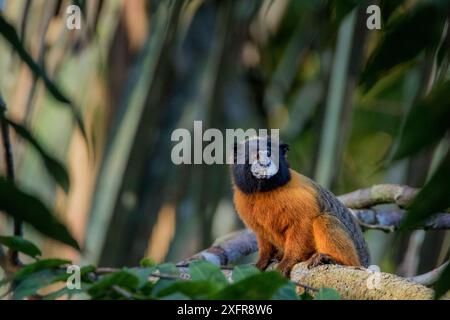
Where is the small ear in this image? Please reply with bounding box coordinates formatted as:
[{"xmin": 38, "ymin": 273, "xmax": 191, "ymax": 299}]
[{"xmin": 280, "ymin": 143, "xmax": 290, "ymax": 153}]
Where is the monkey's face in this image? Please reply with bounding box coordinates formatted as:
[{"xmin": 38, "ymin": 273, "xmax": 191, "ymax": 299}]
[
  {"xmin": 232, "ymin": 137, "xmax": 291, "ymax": 193},
  {"xmin": 249, "ymin": 148, "xmax": 278, "ymax": 179}
]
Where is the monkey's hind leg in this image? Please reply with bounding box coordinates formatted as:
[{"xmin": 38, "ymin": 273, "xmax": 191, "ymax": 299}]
[
  {"xmin": 255, "ymin": 235, "xmax": 277, "ymax": 271},
  {"xmin": 277, "ymin": 229, "xmax": 310, "ymax": 277},
  {"xmin": 309, "ymin": 214, "xmax": 361, "ymax": 268}
]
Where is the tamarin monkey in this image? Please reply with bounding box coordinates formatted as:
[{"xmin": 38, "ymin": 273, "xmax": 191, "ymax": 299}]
[{"xmin": 231, "ymin": 137, "xmax": 370, "ymax": 276}]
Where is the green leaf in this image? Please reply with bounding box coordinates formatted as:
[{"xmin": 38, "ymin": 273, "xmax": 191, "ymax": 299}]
[
  {"xmin": 232, "ymin": 265, "xmax": 260, "ymax": 282},
  {"xmin": 1, "ymin": 116, "xmax": 70, "ymax": 192},
  {"xmin": 361, "ymin": 3, "xmax": 445, "ymax": 90},
  {"xmin": 392, "ymin": 80, "xmax": 450, "ymax": 160},
  {"xmin": 434, "ymin": 262, "xmax": 450, "ymax": 299},
  {"xmin": 402, "ymin": 150, "xmax": 450, "ymax": 228},
  {"xmin": 140, "ymin": 258, "xmax": 156, "ymax": 268},
  {"xmin": 149, "ymin": 263, "xmax": 181, "ymax": 297},
  {"xmin": 0, "ymin": 15, "xmax": 86, "ymax": 139},
  {"xmin": 0, "ymin": 178, "xmax": 80, "ymax": 250},
  {"xmin": 188, "ymin": 261, "xmax": 228, "ymax": 287},
  {"xmin": 14, "ymin": 269, "xmax": 65, "ymax": 300},
  {"xmin": 155, "ymin": 263, "xmax": 179, "ymax": 276},
  {"xmin": 0, "ymin": 236, "xmax": 41, "ymax": 258},
  {"xmin": 159, "ymin": 292, "xmax": 191, "ymax": 300},
  {"xmin": 299, "ymin": 291, "xmax": 314, "ymax": 300},
  {"xmin": 14, "ymin": 259, "xmax": 70, "ymax": 281},
  {"xmin": 126, "ymin": 267, "xmax": 155, "ymax": 288},
  {"xmin": 210, "ymin": 271, "xmax": 288, "ymax": 300},
  {"xmin": 43, "ymin": 287, "xmax": 84, "ymax": 300},
  {"xmin": 272, "ymin": 282, "xmax": 299, "ymax": 300},
  {"xmin": 156, "ymin": 280, "xmax": 219, "ymax": 300},
  {"xmin": 87, "ymin": 271, "xmax": 139, "ymax": 299},
  {"xmin": 314, "ymin": 288, "xmax": 341, "ymax": 300}
]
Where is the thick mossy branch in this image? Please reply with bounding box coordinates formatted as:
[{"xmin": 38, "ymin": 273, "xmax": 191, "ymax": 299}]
[
  {"xmin": 182, "ymin": 227, "xmax": 448, "ymax": 299},
  {"xmin": 290, "ymin": 263, "xmax": 433, "ymax": 300}
]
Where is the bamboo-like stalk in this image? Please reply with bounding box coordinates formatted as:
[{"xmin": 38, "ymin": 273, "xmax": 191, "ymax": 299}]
[{"xmin": 314, "ymin": 10, "xmax": 357, "ymax": 188}]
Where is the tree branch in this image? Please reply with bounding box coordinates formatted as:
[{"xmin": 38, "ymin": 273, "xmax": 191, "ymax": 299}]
[
  {"xmin": 408, "ymin": 261, "xmax": 449, "ymax": 286},
  {"xmin": 337, "ymin": 184, "xmax": 420, "ymax": 209},
  {"xmin": 178, "ymin": 229, "xmax": 258, "ymax": 266},
  {"xmin": 180, "ymin": 226, "xmax": 448, "ymax": 299},
  {"xmin": 290, "ymin": 263, "xmax": 433, "ymax": 300},
  {"xmin": 349, "ymin": 208, "xmax": 450, "ymax": 232}
]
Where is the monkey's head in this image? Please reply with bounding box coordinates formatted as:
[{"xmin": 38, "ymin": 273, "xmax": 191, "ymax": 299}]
[{"xmin": 231, "ymin": 137, "xmax": 291, "ymax": 194}]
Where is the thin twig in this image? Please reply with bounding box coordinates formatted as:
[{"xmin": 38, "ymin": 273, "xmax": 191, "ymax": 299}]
[
  {"xmin": 95, "ymin": 267, "xmax": 184, "ymax": 281},
  {"xmin": 293, "ymin": 281, "xmax": 318, "ymax": 293},
  {"xmin": 112, "ymin": 285, "xmax": 134, "ymax": 300},
  {"xmin": 176, "ymin": 262, "xmax": 235, "ymax": 270}
]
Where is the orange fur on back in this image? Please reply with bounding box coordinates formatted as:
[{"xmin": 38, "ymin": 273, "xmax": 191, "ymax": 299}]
[{"xmin": 233, "ymin": 169, "xmax": 361, "ymax": 274}]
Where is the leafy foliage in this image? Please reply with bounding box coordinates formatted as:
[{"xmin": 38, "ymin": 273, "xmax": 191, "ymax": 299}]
[
  {"xmin": 0, "ymin": 178, "xmax": 79, "ymax": 250},
  {"xmin": 314, "ymin": 288, "xmax": 341, "ymax": 300},
  {"xmin": 361, "ymin": 2, "xmax": 445, "ymax": 90},
  {"xmin": 1, "ymin": 115, "xmax": 70, "ymax": 192},
  {"xmin": 392, "ymin": 80, "xmax": 450, "ymax": 161},
  {"xmin": 0, "ymin": 0, "xmax": 449, "ymax": 301},
  {"xmin": 0, "ymin": 236, "xmax": 41, "ymax": 259},
  {"xmin": 0, "ymin": 16, "xmax": 86, "ymax": 139},
  {"xmin": 0, "ymin": 253, "xmax": 338, "ymax": 300}
]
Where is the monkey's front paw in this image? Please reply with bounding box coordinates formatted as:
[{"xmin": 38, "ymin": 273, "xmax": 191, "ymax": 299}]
[
  {"xmin": 306, "ymin": 253, "xmax": 336, "ymax": 269},
  {"xmin": 276, "ymin": 260, "xmax": 294, "ymax": 277},
  {"xmin": 255, "ymin": 258, "xmax": 271, "ymax": 271}
]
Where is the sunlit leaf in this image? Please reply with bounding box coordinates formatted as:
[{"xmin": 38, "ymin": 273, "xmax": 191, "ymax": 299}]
[
  {"xmin": 140, "ymin": 258, "xmax": 156, "ymax": 268},
  {"xmin": 188, "ymin": 260, "xmax": 228, "ymax": 287},
  {"xmin": 231, "ymin": 265, "xmax": 259, "ymax": 282},
  {"xmin": 0, "ymin": 236, "xmax": 41, "ymax": 259},
  {"xmin": 0, "ymin": 178, "xmax": 80, "ymax": 250}
]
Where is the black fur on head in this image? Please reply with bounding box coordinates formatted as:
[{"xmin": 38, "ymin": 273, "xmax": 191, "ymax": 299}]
[{"xmin": 231, "ymin": 136, "xmax": 291, "ymax": 194}]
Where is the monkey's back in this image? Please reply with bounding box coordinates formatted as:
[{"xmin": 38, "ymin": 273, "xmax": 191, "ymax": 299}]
[{"xmin": 306, "ymin": 177, "xmax": 371, "ymax": 267}]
